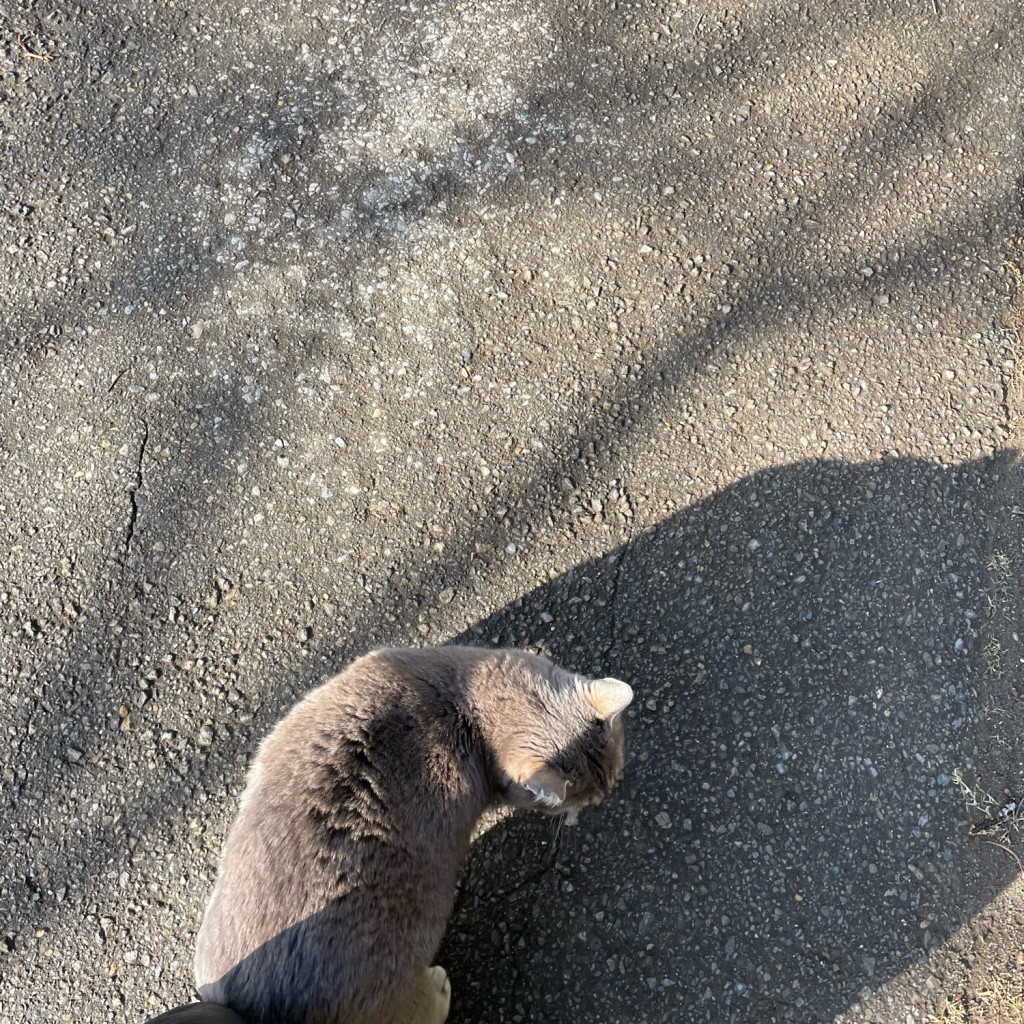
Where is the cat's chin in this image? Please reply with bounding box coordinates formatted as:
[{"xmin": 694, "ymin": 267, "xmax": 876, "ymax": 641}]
[{"xmin": 563, "ymin": 810, "xmax": 580, "ymax": 827}]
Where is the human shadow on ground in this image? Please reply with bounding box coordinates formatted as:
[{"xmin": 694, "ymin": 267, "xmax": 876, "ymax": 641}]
[
  {"xmin": 144, "ymin": 454, "xmax": 1014, "ymax": 1024},
  {"xmin": 432, "ymin": 454, "xmax": 1013, "ymax": 1024}
]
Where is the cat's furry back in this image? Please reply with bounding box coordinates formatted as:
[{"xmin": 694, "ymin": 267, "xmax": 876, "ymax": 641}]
[{"xmin": 194, "ymin": 646, "xmax": 632, "ymax": 1024}]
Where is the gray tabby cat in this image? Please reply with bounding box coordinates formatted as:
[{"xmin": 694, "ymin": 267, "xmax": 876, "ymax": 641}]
[{"xmin": 194, "ymin": 646, "xmax": 632, "ymax": 1024}]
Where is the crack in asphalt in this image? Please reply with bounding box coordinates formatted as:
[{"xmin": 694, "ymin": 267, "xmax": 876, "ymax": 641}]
[
  {"xmin": 998, "ymin": 261, "xmax": 1024, "ymax": 437},
  {"xmin": 500, "ymin": 825, "xmax": 574, "ymax": 1018},
  {"xmin": 604, "ymin": 479, "xmax": 637, "ymax": 670},
  {"xmin": 123, "ymin": 419, "xmax": 149, "ymax": 556},
  {"xmin": 504, "ymin": 858, "xmax": 559, "ymax": 1019}
]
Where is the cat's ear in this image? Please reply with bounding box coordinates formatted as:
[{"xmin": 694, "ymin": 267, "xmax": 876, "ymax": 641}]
[
  {"xmin": 505, "ymin": 751, "xmax": 569, "ymax": 810},
  {"xmin": 583, "ymin": 677, "xmax": 633, "ymax": 723},
  {"xmin": 521, "ymin": 765, "xmax": 569, "ymax": 809}
]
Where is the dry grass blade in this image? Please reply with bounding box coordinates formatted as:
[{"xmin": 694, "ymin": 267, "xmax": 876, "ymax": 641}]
[
  {"xmin": 16, "ymin": 34, "xmax": 52, "ymax": 63},
  {"xmin": 983, "ymin": 840, "xmax": 1024, "ymax": 875}
]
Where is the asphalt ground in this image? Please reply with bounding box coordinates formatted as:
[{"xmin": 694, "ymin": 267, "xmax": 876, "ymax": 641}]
[{"xmin": 2, "ymin": 1, "xmax": 1023, "ymax": 1022}]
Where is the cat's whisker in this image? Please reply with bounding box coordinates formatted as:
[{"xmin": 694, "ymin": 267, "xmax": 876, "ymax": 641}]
[{"xmin": 551, "ymin": 812, "xmax": 572, "ymax": 862}]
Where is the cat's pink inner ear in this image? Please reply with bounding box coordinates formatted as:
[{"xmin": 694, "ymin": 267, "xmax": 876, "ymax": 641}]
[{"xmin": 586, "ymin": 677, "xmax": 634, "ymax": 721}]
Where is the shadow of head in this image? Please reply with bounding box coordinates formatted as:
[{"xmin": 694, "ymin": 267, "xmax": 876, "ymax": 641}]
[
  {"xmin": 439, "ymin": 454, "xmax": 1005, "ymax": 1023},
  {"xmin": 128, "ymin": 455, "xmax": 1006, "ymax": 1024}
]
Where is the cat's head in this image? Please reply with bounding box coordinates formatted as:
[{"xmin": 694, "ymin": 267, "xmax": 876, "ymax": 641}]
[{"xmin": 492, "ymin": 656, "xmax": 633, "ymax": 824}]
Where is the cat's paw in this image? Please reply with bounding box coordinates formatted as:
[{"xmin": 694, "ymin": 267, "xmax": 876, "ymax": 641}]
[{"xmin": 426, "ymin": 965, "xmax": 451, "ymax": 1019}]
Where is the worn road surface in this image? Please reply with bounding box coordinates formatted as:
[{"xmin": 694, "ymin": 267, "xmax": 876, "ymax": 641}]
[{"xmin": 2, "ymin": 1, "xmax": 1024, "ymax": 1022}]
